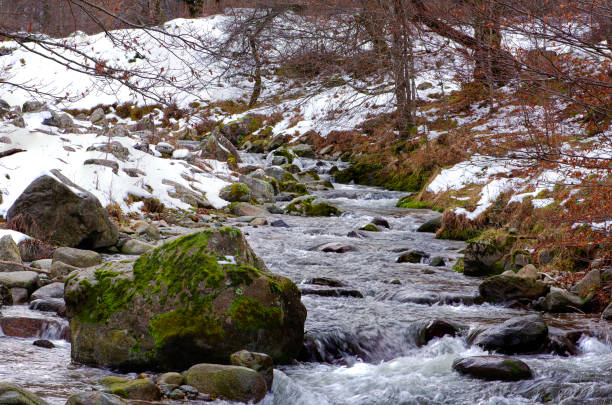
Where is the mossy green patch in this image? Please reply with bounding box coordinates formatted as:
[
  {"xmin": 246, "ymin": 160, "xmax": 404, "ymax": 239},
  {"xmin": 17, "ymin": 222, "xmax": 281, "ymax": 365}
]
[
  {"xmin": 286, "ymin": 197, "xmax": 341, "ymax": 217},
  {"xmin": 230, "ymin": 297, "xmax": 282, "ymax": 331},
  {"xmin": 452, "ymin": 258, "xmax": 464, "ymax": 273},
  {"xmin": 273, "ymin": 149, "xmax": 294, "ymax": 164},
  {"xmin": 359, "ymin": 224, "xmax": 380, "ymax": 232}
]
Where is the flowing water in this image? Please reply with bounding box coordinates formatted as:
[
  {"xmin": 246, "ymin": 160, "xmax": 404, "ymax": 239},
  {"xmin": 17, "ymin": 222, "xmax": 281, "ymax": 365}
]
[{"xmin": 0, "ymin": 155, "xmax": 610, "ymax": 405}]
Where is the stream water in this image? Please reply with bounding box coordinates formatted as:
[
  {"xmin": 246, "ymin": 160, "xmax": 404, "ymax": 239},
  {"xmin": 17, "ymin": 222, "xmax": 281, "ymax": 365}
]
[{"xmin": 0, "ymin": 156, "xmax": 610, "ymax": 405}]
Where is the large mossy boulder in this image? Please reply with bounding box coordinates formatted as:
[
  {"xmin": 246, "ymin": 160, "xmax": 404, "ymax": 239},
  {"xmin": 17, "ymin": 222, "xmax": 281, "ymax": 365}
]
[
  {"xmin": 65, "ymin": 228, "xmax": 306, "ymax": 371},
  {"xmin": 7, "ymin": 175, "xmax": 118, "ymax": 249},
  {"xmin": 183, "ymin": 363, "xmax": 266, "ymax": 404},
  {"xmin": 97, "ymin": 377, "xmax": 160, "ymax": 401},
  {"xmin": 285, "ymin": 196, "xmax": 341, "ymax": 217},
  {"xmin": 0, "ymin": 383, "xmax": 49, "ymax": 405}
]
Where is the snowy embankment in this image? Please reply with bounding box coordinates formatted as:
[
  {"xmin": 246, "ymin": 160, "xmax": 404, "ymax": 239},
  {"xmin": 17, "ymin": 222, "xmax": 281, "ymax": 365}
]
[{"xmin": 0, "ymin": 122, "xmax": 230, "ymax": 214}]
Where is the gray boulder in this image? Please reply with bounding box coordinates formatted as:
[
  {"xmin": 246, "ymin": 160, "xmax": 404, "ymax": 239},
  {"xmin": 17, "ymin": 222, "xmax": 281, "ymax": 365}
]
[
  {"xmin": 0, "ymin": 271, "xmax": 39, "ymax": 292},
  {"xmin": 200, "ymin": 132, "xmax": 242, "ymax": 164},
  {"xmin": 571, "ymin": 269, "xmax": 601, "ymax": 298},
  {"xmin": 98, "ymin": 377, "xmax": 160, "ymax": 401},
  {"xmin": 53, "ymin": 247, "xmax": 101, "ymax": 268},
  {"xmin": 89, "ymin": 108, "xmax": 107, "ymax": 125},
  {"xmin": 239, "ymin": 175, "xmax": 275, "ymax": 203},
  {"xmin": 183, "ymin": 363, "xmax": 266, "ymax": 404},
  {"xmin": 7, "ymin": 175, "xmax": 118, "ymax": 249},
  {"xmin": 452, "ymin": 356, "xmax": 533, "ymax": 381},
  {"xmin": 472, "ymin": 314, "xmax": 548, "ymax": 354},
  {"xmin": 29, "ymin": 298, "xmax": 66, "ymax": 315},
  {"xmin": 42, "ymin": 112, "xmax": 74, "ymax": 128},
  {"xmin": 66, "ymin": 392, "xmax": 126, "ymax": 405},
  {"xmin": 22, "ymin": 101, "xmax": 45, "ymax": 113},
  {"xmin": 479, "ymin": 274, "xmax": 549, "ymax": 303},
  {"xmin": 30, "ymin": 282, "xmax": 64, "ymax": 301},
  {"xmin": 0, "ymin": 235, "xmax": 22, "ymax": 264},
  {"xmin": 120, "ymin": 239, "xmax": 154, "ymax": 255},
  {"xmin": 536, "ymin": 287, "xmax": 584, "ymax": 313},
  {"xmin": 50, "ymin": 261, "xmax": 79, "ymax": 279}
]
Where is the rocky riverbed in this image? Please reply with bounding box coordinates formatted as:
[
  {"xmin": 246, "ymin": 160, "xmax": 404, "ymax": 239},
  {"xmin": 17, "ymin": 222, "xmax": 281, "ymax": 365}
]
[{"xmin": 0, "ymin": 148, "xmax": 609, "ymax": 404}]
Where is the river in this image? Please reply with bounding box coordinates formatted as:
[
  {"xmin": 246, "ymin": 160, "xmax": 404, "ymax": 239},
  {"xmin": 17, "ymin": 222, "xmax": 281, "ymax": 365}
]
[{"xmin": 0, "ymin": 158, "xmax": 610, "ymax": 404}]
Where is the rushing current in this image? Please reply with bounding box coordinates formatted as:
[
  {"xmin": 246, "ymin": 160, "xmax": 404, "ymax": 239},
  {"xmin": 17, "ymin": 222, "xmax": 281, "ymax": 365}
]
[{"xmin": 0, "ymin": 155, "xmax": 610, "ymax": 405}]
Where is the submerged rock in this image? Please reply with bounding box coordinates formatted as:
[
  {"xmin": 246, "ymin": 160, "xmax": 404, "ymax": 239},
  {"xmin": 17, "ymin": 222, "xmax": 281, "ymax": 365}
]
[
  {"xmin": 183, "ymin": 363, "xmax": 266, "ymax": 404},
  {"xmin": 7, "ymin": 175, "xmax": 118, "ymax": 249},
  {"xmin": 65, "ymin": 229, "xmax": 306, "ymax": 370},
  {"xmin": 452, "ymin": 356, "xmax": 533, "ymax": 381}
]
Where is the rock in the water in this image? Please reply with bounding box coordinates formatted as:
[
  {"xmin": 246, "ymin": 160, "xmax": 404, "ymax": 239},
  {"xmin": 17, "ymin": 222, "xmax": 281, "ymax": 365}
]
[
  {"xmin": 429, "ymin": 256, "xmax": 445, "ymax": 267},
  {"xmin": 303, "ymin": 277, "xmax": 345, "ymax": 287},
  {"xmin": 230, "ymin": 203, "xmax": 269, "ymax": 217},
  {"xmin": 183, "ymin": 363, "xmax": 266, "ymax": 404},
  {"xmin": 0, "ymin": 235, "xmax": 22, "ymax": 263},
  {"xmin": 347, "ymin": 230, "xmax": 369, "ymax": 238},
  {"xmin": 371, "ymin": 217, "xmax": 390, "ymax": 228},
  {"xmin": 417, "ymin": 216, "xmax": 442, "ymax": 233},
  {"xmin": 65, "ymin": 229, "xmax": 306, "ymax": 370},
  {"xmin": 0, "ymin": 383, "xmax": 49, "ymax": 405},
  {"xmin": 536, "ymin": 287, "xmax": 584, "ymax": 313},
  {"xmin": 30, "ymin": 282, "xmax": 64, "ymax": 301},
  {"xmin": 285, "ymin": 196, "xmax": 341, "ymax": 217},
  {"xmin": 29, "ymin": 298, "xmax": 66, "ymax": 315},
  {"xmin": 414, "ymin": 319, "xmax": 460, "ymax": 346},
  {"xmin": 7, "ymin": 175, "xmax": 118, "ymax": 249},
  {"xmin": 270, "ymin": 220, "xmax": 290, "ymax": 228},
  {"xmin": 53, "ymin": 247, "xmax": 101, "ymax": 268},
  {"xmin": 0, "ymin": 316, "xmax": 69, "ymax": 340},
  {"xmin": 472, "ymin": 314, "xmax": 548, "ymax": 354},
  {"xmin": 315, "ymin": 243, "xmax": 354, "ymax": 253},
  {"xmin": 452, "ymin": 356, "xmax": 533, "ymax": 381},
  {"xmin": 0, "ymin": 271, "xmax": 39, "ymax": 291},
  {"xmin": 239, "ymin": 175, "xmax": 275, "ymax": 203},
  {"xmin": 158, "ymin": 372, "xmax": 184, "ymax": 386},
  {"xmin": 300, "ymin": 288, "xmax": 364, "ymax": 298},
  {"xmin": 230, "ymin": 350, "xmax": 274, "ymax": 392},
  {"xmin": 479, "ymin": 274, "xmax": 549, "ymax": 303},
  {"xmin": 397, "ymin": 251, "xmax": 428, "ymax": 263},
  {"xmin": 66, "ymin": 392, "xmax": 127, "ymax": 405},
  {"xmin": 571, "ymin": 269, "xmax": 601, "ymax": 298},
  {"xmin": 33, "ymin": 339, "xmax": 54, "ymax": 349},
  {"xmin": 120, "ymin": 239, "xmax": 154, "ymax": 255},
  {"xmin": 98, "ymin": 377, "xmax": 160, "ymax": 401}
]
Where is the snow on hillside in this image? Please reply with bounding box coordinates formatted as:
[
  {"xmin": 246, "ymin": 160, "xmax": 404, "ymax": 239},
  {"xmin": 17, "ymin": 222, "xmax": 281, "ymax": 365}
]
[{"xmin": 0, "ymin": 123, "xmax": 230, "ymax": 215}]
